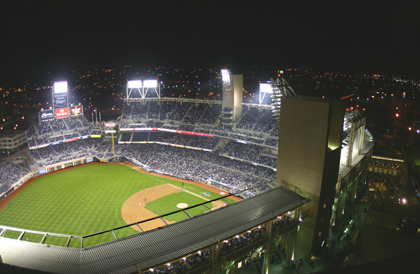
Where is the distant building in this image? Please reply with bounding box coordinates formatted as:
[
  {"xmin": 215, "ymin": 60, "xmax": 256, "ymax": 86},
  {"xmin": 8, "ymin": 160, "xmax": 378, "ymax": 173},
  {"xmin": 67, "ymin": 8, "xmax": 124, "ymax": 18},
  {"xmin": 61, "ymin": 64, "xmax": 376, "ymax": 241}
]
[{"xmin": 0, "ymin": 129, "xmax": 27, "ymax": 157}]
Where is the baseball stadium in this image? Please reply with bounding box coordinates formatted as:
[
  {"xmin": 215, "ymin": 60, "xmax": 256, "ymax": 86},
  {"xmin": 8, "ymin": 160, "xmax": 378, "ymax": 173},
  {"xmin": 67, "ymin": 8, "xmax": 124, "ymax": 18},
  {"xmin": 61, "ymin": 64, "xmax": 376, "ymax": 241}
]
[{"xmin": 0, "ymin": 70, "xmax": 373, "ymax": 273}]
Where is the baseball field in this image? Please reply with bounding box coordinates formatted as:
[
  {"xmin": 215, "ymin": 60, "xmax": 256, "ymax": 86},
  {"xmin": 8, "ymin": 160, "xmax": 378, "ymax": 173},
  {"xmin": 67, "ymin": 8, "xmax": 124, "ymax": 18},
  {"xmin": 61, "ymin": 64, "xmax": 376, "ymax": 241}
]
[{"xmin": 0, "ymin": 162, "xmax": 238, "ymax": 248}]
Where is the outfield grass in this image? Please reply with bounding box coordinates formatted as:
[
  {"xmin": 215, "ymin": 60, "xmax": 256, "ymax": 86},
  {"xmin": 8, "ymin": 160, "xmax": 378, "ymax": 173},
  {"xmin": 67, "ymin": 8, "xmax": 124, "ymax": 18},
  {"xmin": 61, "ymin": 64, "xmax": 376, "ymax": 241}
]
[
  {"xmin": 0, "ymin": 163, "xmax": 236, "ymax": 247},
  {"xmin": 0, "ymin": 164, "xmax": 161, "ymax": 246}
]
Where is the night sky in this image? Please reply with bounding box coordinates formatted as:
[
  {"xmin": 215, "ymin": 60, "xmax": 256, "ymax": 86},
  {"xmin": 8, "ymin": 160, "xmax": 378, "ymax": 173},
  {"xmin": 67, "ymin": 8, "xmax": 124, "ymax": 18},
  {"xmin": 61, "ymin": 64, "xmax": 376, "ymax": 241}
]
[{"xmin": 1, "ymin": 1, "xmax": 419, "ymax": 77}]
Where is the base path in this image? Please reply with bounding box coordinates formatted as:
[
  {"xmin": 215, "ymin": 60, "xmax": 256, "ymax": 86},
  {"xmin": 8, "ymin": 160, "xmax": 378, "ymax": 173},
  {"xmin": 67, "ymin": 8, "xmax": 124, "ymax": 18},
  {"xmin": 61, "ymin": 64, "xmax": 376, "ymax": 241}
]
[
  {"xmin": 121, "ymin": 184, "xmax": 179, "ymax": 232},
  {"xmin": 120, "ymin": 161, "xmax": 242, "ymax": 231}
]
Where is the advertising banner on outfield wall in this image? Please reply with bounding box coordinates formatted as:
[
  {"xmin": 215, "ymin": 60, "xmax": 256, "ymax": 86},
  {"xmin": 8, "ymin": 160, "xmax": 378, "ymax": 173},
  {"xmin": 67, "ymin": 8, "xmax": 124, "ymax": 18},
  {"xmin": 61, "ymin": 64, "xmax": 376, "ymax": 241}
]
[
  {"xmin": 40, "ymin": 110, "xmax": 54, "ymax": 122},
  {"xmin": 70, "ymin": 105, "xmax": 83, "ymax": 116},
  {"xmin": 55, "ymin": 107, "xmax": 69, "ymax": 119},
  {"xmin": 39, "ymin": 169, "xmax": 47, "ymax": 174}
]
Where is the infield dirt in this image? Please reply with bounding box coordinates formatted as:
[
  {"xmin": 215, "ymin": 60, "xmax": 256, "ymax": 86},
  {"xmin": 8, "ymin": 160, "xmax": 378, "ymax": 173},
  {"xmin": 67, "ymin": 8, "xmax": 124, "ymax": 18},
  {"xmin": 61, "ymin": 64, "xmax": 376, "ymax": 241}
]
[{"xmin": 120, "ymin": 162, "xmax": 241, "ymax": 232}]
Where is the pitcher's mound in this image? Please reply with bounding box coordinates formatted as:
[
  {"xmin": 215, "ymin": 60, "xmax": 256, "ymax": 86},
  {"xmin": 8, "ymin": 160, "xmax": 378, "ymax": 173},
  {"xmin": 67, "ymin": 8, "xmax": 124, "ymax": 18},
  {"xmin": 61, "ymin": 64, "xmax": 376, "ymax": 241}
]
[{"xmin": 177, "ymin": 203, "xmax": 188, "ymax": 209}]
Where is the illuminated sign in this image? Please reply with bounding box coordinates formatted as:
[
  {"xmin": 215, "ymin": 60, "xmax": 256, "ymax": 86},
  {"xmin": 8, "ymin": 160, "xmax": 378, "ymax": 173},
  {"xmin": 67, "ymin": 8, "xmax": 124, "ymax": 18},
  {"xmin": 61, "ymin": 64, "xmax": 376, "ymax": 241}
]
[
  {"xmin": 259, "ymin": 83, "xmax": 273, "ymax": 93},
  {"xmin": 127, "ymin": 80, "xmax": 142, "ymax": 88},
  {"xmin": 40, "ymin": 110, "xmax": 54, "ymax": 121},
  {"xmin": 54, "ymin": 81, "xmax": 68, "ymax": 94},
  {"xmin": 105, "ymin": 130, "xmax": 117, "ymax": 134},
  {"xmin": 221, "ymin": 69, "xmax": 230, "ymax": 82},
  {"xmin": 143, "ymin": 79, "xmax": 158, "ymax": 88},
  {"xmin": 105, "ymin": 123, "xmax": 116, "ymax": 127},
  {"xmin": 55, "ymin": 107, "xmax": 69, "ymax": 119},
  {"xmin": 70, "ymin": 105, "xmax": 83, "ymax": 116},
  {"xmin": 54, "ymin": 83, "xmax": 68, "ymax": 109}
]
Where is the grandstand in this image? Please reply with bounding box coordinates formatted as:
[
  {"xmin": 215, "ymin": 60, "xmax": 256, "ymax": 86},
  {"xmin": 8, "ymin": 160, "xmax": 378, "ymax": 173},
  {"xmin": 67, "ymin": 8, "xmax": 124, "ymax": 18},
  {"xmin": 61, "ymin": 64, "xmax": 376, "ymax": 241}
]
[{"xmin": 0, "ymin": 74, "xmax": 374, "ymax": 273}]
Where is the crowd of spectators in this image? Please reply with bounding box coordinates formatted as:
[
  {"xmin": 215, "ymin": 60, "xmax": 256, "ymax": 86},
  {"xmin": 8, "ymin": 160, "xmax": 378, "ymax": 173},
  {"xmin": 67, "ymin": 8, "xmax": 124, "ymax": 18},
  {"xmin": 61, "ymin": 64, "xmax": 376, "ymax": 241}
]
[
  {"xmin": 118, "ymin": 123, "xmax": 277, "ymax": 148},
  {"xmin": 27, "ymin": 116, "xmax": 97, "ymax": 148},
  {"xmin": 235, "ymin": 108, "xmax": 278, "ymax": 136},
  {"xmin": 0, "ymin": 161, "xmax": 29, "ymax": 190},
  {"xmin": 145, "ymin": 217, "xmax": 297, "ymax": 274},
  {"xmin": 170, "ymin": 103, "xmax": 192, "ymax": 122},
  {"xmin": 118, "ymin": 100, "xmax": 279, "ymax": 148},
  {"xmin": 22, "ymin": 100, "xmax": 281, "ymax": 199},
  {"xmin": 30, "ymin": 139, "xmax": 102, "ymax": 167},
  {"xmin": 254, "ymin": 109, "xmax": 277, "ymax": 133},
  {"xmin": 182, "ymin": 104, "xmax": 203, "ymax": 124},
  {"xmin": 112, "ymin": 144, "xmax": 275, "ymax": 197},
  {"xmin": 236, "ymin": 107, "xmax": 259, "ymax": 130},
  {"xmin": 146, "ymin": 249, "xmax": 210, "ymax": 274},
  {"xmin": 148, "ymin": 101, "xmax": 160, "ymax": 119},
  {"xmin": 122, "ymin": 132, "xmax": 221, "ymax": 150},
  {"xmin": 200, "ymin": 104, "xmax": 221, "ymax": 124},
  {"xmin": 220, "ymin": 142, "xmax": 277, "ymax": 168},
  {"xmin": 220, "ymin": 224, "xmax": 266, "ymax": 253},
  {"xmin": 141, "ymin": 212, "xmax": 297, "ymax": 273},
  {"xmin": 120, "ymin": 101, "xmax": 223, "ymax": 126}
]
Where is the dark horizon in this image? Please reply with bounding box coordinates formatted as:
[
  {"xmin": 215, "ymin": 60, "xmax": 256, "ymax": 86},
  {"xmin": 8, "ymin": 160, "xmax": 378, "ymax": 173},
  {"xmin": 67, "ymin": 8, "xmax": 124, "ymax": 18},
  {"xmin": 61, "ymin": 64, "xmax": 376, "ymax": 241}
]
[{"xmin": 1, "ymin": 1, "xmax": 419, "ymax": 79}]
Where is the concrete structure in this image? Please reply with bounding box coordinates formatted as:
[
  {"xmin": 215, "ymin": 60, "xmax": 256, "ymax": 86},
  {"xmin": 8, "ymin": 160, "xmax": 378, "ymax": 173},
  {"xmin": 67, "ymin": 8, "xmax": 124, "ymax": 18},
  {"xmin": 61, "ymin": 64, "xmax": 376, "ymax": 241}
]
[
  {"xmin": 0, "ymin": 130, "xmax": 27, "ymax": 156},
  {"xmin": 333, "ymin": 111, "xmax": 374, "ymax": 227},
  {"xmin": 276, "ymin": 97, "xmax": 374, "ymax": 258},
  {"xmin": 276, "ymin": 97, "xmax": 344, "ymax": 257},
  {"xmin": 232, "ymin": 74, "xmax": 243, "ymax": 122},
  {"xmin": 221, "ymin": 69, "xmax": 243, "ymax": 123}
]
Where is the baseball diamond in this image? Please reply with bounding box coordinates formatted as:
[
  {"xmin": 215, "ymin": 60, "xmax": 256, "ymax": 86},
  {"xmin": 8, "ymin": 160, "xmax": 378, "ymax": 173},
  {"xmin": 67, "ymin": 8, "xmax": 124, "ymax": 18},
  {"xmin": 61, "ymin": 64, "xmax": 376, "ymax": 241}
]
[{"xmin": 0, "ymin": 162, "xmax": 238, "ymax": 247}]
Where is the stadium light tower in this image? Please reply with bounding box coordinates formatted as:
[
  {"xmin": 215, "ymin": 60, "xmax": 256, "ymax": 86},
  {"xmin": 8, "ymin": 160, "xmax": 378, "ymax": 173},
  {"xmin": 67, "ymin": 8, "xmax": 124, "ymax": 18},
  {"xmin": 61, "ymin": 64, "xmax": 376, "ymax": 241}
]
[
  {"xmin": 126, "ymin": 79, "xmax": 160, "ymax": 104},
  {"xmin": 259, "ymin": 83, "xmax": 273, "ymax": 105},
  {"xmin": 269, "ymin": 73, "xmax": 297, "ymax": 119},
  {"xmin": 220, "ymin": 68, "xmax": 244, "ymax": 122},
  {"xmin": 221, "ymin": 69, "xmax": 232, "ymax": 88}
]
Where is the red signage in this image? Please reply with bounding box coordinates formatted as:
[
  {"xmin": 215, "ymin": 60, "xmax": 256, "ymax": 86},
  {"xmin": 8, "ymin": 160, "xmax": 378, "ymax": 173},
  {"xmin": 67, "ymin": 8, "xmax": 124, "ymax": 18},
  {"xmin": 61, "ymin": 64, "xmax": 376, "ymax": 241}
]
[
  {"xmin": 55, "ymin": 107, "xmax": 69, "ymax": 119},
  {"xmin": 70, "ymin": 105, "xmax": 83, "ymax": 116}
]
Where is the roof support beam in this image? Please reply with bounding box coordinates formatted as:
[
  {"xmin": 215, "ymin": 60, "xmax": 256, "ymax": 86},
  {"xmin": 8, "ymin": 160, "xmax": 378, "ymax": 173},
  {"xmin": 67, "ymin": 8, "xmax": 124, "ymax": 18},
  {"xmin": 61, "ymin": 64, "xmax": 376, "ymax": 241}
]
[
  {"xmin": 160, "ymin": 217, "xmax": 167, "ymax": 226},
  {"xmin": 182, "ymin": 210, "xmax": 191, "ymax": 218},
  {"xmin": 65, "ymin": 236, "xmax": 72, "ymax": 247}
]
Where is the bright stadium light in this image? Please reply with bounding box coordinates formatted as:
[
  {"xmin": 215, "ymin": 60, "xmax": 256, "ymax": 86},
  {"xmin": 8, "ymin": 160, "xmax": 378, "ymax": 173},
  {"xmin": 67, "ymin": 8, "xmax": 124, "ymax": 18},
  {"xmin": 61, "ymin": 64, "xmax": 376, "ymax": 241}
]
[
  {"xmin": 143, "ymin": 79, "xmax": 158, "ymax": 88},
  {"xmin": 54, "ymin": 81, "xmax": 68, "ymax": 94},
  {"xmin": 221, "ymin": 69, "xmax": 230, "ymax": 83},
  {"xmin": 127, "ymin": 80, "xmax": 142, "ymax": 88},
  {"xmin": 259, "ymin": 83, "xmax": 273, "ymax": 94}
]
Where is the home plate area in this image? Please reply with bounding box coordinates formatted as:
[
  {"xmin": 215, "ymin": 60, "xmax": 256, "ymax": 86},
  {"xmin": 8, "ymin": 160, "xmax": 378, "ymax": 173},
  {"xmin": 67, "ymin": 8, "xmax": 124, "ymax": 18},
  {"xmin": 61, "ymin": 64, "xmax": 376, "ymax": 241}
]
[{"xmin": 177, "ymin": 203, "xmax": 189, "ymax": 209}]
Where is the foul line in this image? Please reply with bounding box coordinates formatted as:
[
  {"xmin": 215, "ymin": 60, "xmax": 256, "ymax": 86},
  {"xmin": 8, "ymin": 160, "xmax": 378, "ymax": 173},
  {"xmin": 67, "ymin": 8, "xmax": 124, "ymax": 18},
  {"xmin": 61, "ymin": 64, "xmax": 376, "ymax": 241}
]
[
  {"xmin": 144, "ymin": 172, "xmax": 212, "ymax": 202},
  {"xmin": 122, "ymin": 163, "xmax": 213, "ymax": 202}
]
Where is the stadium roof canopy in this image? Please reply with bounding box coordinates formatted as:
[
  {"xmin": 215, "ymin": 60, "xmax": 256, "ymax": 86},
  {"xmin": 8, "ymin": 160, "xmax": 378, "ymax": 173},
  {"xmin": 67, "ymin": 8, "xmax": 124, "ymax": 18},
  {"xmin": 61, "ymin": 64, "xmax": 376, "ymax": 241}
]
[{"xmin": 0, "ymin": 186, "xmax": 309, "ymax": 274}]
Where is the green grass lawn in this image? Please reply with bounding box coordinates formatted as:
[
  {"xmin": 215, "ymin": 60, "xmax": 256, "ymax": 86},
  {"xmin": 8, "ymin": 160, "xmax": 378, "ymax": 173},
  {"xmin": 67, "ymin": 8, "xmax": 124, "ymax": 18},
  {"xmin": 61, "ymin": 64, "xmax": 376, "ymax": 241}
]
[
  {"xmin": 145, "ymin": 192, "xmax": 214, "ymax": 222},
  {"xmin": 0, "ymin": 163, "xmax": 236, "ymax": 247}
]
